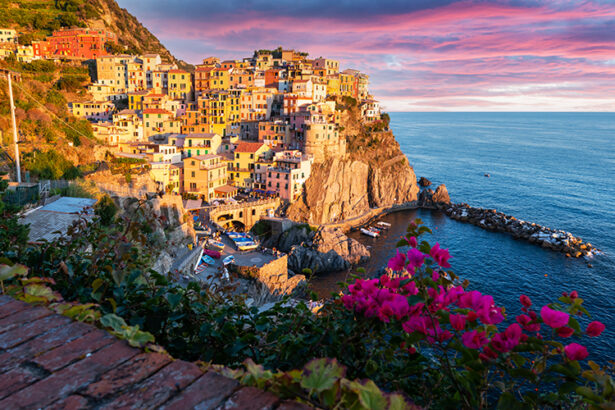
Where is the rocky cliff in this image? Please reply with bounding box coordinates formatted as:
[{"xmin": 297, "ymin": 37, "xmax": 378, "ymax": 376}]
[{"xmin": 287, "ymin": 129, "xmax": 419, "ymax": 225}]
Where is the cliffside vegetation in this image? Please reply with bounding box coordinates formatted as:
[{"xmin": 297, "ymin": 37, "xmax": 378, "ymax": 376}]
[
  {"xmin": 1, "ymin": 197, "xmax": 613, "ymax": 408},
  {"xmin": 0, "ymin": 0, "xmax": 189, "ymax": 178}
]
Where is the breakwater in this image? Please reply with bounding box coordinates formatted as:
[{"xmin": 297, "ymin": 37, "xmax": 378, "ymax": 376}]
[{"xmin": 440, "ymin": 202, "xmax": 599, "ymax": 259}]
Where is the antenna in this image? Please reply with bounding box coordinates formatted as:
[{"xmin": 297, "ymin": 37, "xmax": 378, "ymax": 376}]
[{"xmin": 7, "ymin": 72, "xmax": 22, "ymax": 183}]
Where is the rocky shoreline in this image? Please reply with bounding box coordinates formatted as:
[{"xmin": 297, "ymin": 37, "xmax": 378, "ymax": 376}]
[{"xmin": 439, "ymin": 202, "xmax": 599, "ymax": 259}]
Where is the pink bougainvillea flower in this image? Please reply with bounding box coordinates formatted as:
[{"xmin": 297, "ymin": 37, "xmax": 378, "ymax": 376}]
[
  {"xmin": 556, "ymin": 326, "xmax": 575, "ymax": 338},
  {"xmin": 476, "ymin": 295, "xmax": 505, "ymax": 325},
  {"xmin": 449, "ymin": 314, "xmax": 467, "ymax": 331},
  {"xmin": 516, "ymin": 314, "xmax": 541, "ymax": 332},
  {"xmin": 387, "ymin": 250, "xmax": 406, "ymax": 272},
  {"xmin": 408, "ymin": 236, "xmax": 418, "ymax": 248},
  {"xmin": 406, "ymin": 248, "xmax": 426, "ymax": 271},
  {"xmin": 462, "ymin": 330, "xmax": 488, "ymax": 349},
  {"xmin": 540, "ymin": 305, "xmax": 570, "ymax": 328},
  {"xmin": 569, "ymin": 291, "xmax": 578, "ymax": 299},
  {"xmin": 491, "ymin": 323, "xmax": 523, "ymax": 353},
  {"xmin": 520, "ymin": 295, "xmax": 532, "ymax": 308},
  {"xmin": 430, "ymin": 243, "xmax": 452, "ymax": 268},
  {"xmin": 586, "ymin": 321, "xmax": 606, "ymax": 337},
  {"xmin": 564, "ymin": 343, "xmax": 589, "ymax": 361}
]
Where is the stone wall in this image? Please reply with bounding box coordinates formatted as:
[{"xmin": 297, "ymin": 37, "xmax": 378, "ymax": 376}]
[{"xmin": 231, "ymin": 254, "xmax": 307, "ymax": 300}]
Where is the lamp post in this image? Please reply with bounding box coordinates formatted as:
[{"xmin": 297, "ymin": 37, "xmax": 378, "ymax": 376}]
[{"xmin": 7, "ymin": 71, "xmax": 22, "ymax": 183}]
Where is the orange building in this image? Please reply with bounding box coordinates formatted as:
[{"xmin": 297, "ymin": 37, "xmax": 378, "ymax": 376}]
[{"xmin": 33, "ymin": 28, "xmax": 116, "ymax": 59}]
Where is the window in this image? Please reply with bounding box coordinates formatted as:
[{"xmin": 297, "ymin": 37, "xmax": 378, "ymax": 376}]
[
  {"xmin": 252, "ymin": 209, "xmax": 256, "ymax": 216},
  {"xmin": 191, "ymin": 171, "xmax": 195, "ymax": 177}
]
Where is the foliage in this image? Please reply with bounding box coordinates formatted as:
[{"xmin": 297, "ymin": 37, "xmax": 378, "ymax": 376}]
[
  {"xmin": 94, "ymin": 194, "xmax": 117, "ymax": 226},
  {"xmin": 3, "ymin": 199, "xmax": 614, "ymax": 408},
  {"xmin": 21, "ymin": 149, "xmax": 80, "ymax": 180},
  {"xmin": 0, "ymin": 194, "xmax": 30, "ymax": 260},
  {"xmin": 0, "ymin": 262, "xmax": 155, "ymax": 348},
  {"xmin": 218, "ymin": 358, "xmax": 416, "ymax": 409}
]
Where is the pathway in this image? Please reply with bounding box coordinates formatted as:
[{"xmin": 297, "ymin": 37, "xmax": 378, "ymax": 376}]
[{"xmin": 0, "ymin": 295, "xmax": 308, "ymax": 409}]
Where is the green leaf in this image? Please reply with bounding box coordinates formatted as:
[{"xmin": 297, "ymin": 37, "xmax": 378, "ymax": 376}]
[
  {"xmin": 575, "ymin": 386, "xmax": 603, "ymax": 403},
  {"xmin": 0, "ymin": 264, "xmax": 28, "ymax": 281},
  {"xmin": 100, "ymin": 313, "xmax": 127, "ymax": 331},
  {"xmin": 356, "ymin": 380, "xmax": 388, "ymax": 410},
  {"xmin": 497, "ymin": 392, "xmax": 519, "ymax": 409},
  {"xmin": 387, "ymin": 394, "xmax": 407, "ymax": 410},
  {"xmin": 300, "ymin": 358, "xmax": 344, "ymax": 393},
  {"xmin": 167, "ymin": 293, "xmax": 182, "ymax": 309},
  {"xmin": 25, "ymin": 284, "xmax": 61, "ymax": 302}
]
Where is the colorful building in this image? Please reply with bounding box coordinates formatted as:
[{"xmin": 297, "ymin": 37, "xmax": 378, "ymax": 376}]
[
  {"xmin": 36, "ymin": 28, "xmax": 116, "ymax": 59},
  {"xmin": 183, "ymin": 133, "xmax": 222, "ymax": 158},
  {"xmin": 183, "ymin": 154, "xmax": 228, "ymax": 201},
  {"xmin": 230, "ymin": 142, "xmax": 272, "ymax": 188},
  {"xmin": 168, "ymin": 69, "xmax": 194, "ymax": 101},
  {"xmin": 266, "ymin": 150, "xmax": 313, "ymax": 202}
]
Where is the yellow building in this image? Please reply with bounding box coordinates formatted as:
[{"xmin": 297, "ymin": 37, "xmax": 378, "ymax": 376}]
[
  {"xmin": 340, "ymin": 72, "xmax": 357, "ymax": 98},
  {"xmin": 184, "ymin": 133, "xmax": 222, "ymax": 158},
  {"xmin": 168, "ymin": 69, "xmax": 194, "ymax": 101},
  {"xmin": 142, "ymin": 108, "xmax": 181, "ymax": 138},
  {"xmin": 183, "ymin": 154, "xmax": 228, "ymax": 201},
  {"xmin": 230, "ymin": 142, "xmax": 272, "ymax": 188},
  {"xmin": 128, "ymin": 90, "xmax": 148, "ymax": 111},
  {"xmin": 16, "ymin": 45, "xmax": 35, "ymax": 63},
  {"xmin": 196, "ymin": 90, "xmax": 242, "ymax": 136},
  {"xmin": 326, "ymin": 75, "xmax": 341, "ymax": 97},
  {"xmin": 208, "ymin": 68, "xmax": 231, "ymax": 91}
]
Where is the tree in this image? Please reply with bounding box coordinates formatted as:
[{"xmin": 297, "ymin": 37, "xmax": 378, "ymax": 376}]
[{"xmin": 94, "ymin": 194, "xmax": 117, "ymax": 226}]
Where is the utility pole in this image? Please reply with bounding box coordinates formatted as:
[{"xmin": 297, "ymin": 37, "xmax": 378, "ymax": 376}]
[{"xmin": 7, "ymin": 71, "xmax": 21, "ymax": 183}]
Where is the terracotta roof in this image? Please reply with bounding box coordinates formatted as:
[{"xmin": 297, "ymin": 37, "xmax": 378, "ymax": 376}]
[
  {"xmin": 143, "ymin": 108, "xmax": 171, "ymax": 115},
  {"xmin": 168, "ymin": 69, "xmax": 188, "ymax": 74},
  {"xmin": 235, "ymin": 142, "xmax": 266, "ymax": 153}
]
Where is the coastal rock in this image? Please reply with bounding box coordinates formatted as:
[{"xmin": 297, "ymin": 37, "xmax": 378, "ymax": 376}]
[
  {"xmin": 432, "ymin": 184, "xmax": 451, "ymax": 204},
  {"xmin": 419, "ymin": 177, "xmax": 432, "ymax": 187},
  {"xmin": 287, "ymin": 245, "xmax": 349, "ymax": 274},
  {"xmin": 418, "ymin": 188, "xmax": 434, "ymax": 206},
  {"xmin": 314, "ymin": 227, "xmax": 370, "ymax": 265},
  {"xmin": 287, "ymin": 130, "xmax": 419, "ymax": 225}
]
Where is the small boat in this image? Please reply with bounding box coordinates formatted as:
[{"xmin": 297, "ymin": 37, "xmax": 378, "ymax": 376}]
[
  {"xmin": 201, "ymin": 255, "xmax": 216, "ymax": 265},
  {"xmin": 203, "ymin": 249, "xmax": 221, "ymax": 259},
  {"xmin": 376, "ymin": 221, "xmax": 391, "ymax": 229},
  {"xmin": 237, "ymin": 241, "xmax": 258, "ymax": 251},
  {"xmin": 208, "ymin": 239, "xmax": 225, "ymax": 250},
  {"xmin": 360, "ymin": 227, "xmax": 380, "ymax": 238},
  {"xmin": 233, "ymin": 237, "xmax": 253, "ymax": 243},
  {"xmin": 484, "ymin": 173, "xmax": 490, "ymax": 177},
  {"xmin": 223, "ymin": 255, "xmax": 235, "ymax": 265}
]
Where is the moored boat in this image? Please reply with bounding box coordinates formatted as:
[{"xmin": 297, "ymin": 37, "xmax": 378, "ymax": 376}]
[
  {"xmin": 208, "ymin": 239, "xmax": 225, "ymax": 250},
  {"xmin": 237, "ymin": 241, "xmax": 258, "ymax": 251},
  {"xmin": 223, "ymin": 255, "xmax": 235, "ymax": 265},
  {"xmin": 376, "ymin": 221, "xmax": 391, "ymax": 229},
  {"xmin": 360, "ymin": 227, "xmax": 380, "ymax": 238}
]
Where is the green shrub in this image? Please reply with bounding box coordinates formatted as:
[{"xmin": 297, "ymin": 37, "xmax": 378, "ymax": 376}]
[{"xmin": 94, "ymin": 194, "xmax": 117, "ymax": 226}]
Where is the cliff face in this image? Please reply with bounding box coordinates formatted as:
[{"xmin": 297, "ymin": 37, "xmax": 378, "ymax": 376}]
[{"xmin": 287, "ymin": 127, "xmax": 419, "ymax": 225}]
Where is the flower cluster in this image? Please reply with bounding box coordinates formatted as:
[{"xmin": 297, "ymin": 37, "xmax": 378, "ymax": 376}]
[{"xmin": 342, "ymin": 238, "xmax": 605, "ymax": 365}]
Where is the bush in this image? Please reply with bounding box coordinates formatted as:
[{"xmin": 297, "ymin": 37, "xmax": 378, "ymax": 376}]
[
  {"xmin": 5, "ymin": 213, "xmax": 614, "ymax": 408},
  {"xmin": 94, "ymin": 194, "xmax": 117, "ymax": 226},
  {"xmin": 22, "ymin": 149, "xmax": 80, "ymax": 180}
]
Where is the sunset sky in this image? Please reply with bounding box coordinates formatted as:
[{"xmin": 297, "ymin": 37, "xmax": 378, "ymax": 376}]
[{"xmin": 117, "ymin": 0, "xmax": 615, "ymax": 112}]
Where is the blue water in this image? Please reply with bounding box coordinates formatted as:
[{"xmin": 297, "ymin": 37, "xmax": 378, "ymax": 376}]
[{"xmin": 311, "ymin": 112, "xmax": 615, "ymax": 361}]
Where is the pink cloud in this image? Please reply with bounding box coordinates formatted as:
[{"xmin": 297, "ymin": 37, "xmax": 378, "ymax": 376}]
[{"xmin": 118, "ymin": 0, "xmax": 615, "ymax": 111}]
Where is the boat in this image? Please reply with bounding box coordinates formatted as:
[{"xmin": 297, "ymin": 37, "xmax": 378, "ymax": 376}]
[
  {"xmin": 208, "ymin": 239, "xmax": 225, "ymax": 250},
  {"xmin": 375, "ymin": 221, "xmax": 391, "ymax": 229},
  {"xmin": 237, "ymin": 241, "xmax": 258, "ymax": 251},
  {"xmin": 203, "ymin": 249, "xmax": 221, "ymax": 259},
  {"xmin": 233, "ymin": 236, "xmax": 253, "ymax": 243},
  {"xmin": 223, "ymin": 255, "xmax": 235, "ymax": 265},
  {"xmin": 360, "ymin": 227, "xmax": 380, "ymax": 238},
  {"xmin": 201, "ymin": 255, "xmax": 216, "ymax": 265}
]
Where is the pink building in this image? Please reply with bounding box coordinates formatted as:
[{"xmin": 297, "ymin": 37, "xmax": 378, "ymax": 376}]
[{"xmin": 266, "ymin": 150, "xmax": 312, "ymax": 202}]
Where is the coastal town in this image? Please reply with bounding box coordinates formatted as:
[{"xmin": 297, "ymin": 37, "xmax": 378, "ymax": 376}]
[{"xmin": 2, "ymin": 27, "xmax": 380, "ymax": 208}]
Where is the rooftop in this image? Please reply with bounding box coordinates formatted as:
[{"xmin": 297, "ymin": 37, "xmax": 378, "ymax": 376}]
[
  {"xmin": 20, "ymin": 197, "xmax": 98, "ymax": 243},
  {"xmin": 235, "ymin": 142, "xmax": 266, "ymax": 153}
]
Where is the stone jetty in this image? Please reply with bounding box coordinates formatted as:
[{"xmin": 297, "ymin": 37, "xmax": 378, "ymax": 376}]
[{"xmin": 440, "ymin": 202, "xmax": 598, "ymax": 258}]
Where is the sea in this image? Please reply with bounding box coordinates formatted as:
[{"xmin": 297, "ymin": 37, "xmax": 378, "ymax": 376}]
[{"xmin": 310, "ymin": 112, "xmax": 615, "ymax": 361}]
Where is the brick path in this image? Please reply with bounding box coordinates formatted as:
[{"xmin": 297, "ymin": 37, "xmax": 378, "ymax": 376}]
[{"xmin": 0, "ymin": 295, "xmax": 310, "ymax": 409}]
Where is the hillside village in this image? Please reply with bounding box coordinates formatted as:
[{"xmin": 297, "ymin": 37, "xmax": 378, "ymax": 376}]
[{"xmin": 1, "ymin": 26, "xmax": 383, "ymax": 209}]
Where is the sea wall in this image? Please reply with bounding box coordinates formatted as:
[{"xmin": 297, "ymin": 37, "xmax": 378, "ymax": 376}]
[{"xmin": 440, "ymin": 202, "xmax": 598, "ymax": 258}]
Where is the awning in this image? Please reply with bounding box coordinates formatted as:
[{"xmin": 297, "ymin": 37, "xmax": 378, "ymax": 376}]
[{"xmin": 214, "ymin": 185, "xmax": 238, "ymax": 194}]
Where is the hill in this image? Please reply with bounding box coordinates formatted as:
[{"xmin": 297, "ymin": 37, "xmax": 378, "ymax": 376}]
[
  {"xmin": 0, "ymin": 0, "xmax": 189, "ymax": 179},
  {"xmin": 0, "ymin": 0, "xmax": 189, "ymax": 68}
]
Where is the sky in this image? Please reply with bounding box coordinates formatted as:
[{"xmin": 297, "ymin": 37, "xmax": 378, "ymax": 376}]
[{"xmin": 116, "ymin": 0, "xmax": 615, "ymax": 111}]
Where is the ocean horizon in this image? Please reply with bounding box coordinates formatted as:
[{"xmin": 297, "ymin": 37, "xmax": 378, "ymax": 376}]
[{"xmin": 311, "ymin": 111, "xmax": 615, "ymax": 361}]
